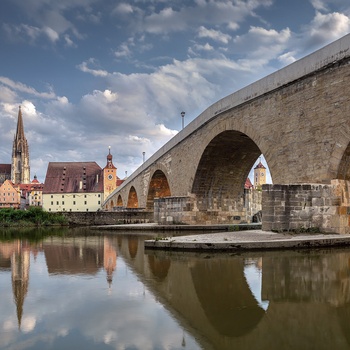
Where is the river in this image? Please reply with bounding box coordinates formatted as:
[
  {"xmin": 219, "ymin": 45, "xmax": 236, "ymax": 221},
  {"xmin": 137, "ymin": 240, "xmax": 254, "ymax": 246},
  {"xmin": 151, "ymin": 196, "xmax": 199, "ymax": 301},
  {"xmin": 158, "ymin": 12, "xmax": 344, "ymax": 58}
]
[{"xmin": 1, "ymin": 227, "xmax": 350, "ymax": 350}]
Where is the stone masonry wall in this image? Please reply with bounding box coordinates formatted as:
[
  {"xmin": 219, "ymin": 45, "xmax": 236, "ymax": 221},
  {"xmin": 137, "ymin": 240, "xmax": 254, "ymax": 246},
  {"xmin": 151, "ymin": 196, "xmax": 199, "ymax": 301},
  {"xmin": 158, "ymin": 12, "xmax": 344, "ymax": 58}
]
[
  {"xmin": 154, "ymin": 195, "xmax": 252, "ymax": 225},
  {"xmin": 63, "ymin": 210, "xmax": 154, "ymax": 226},
  {"xmin": 262, "ymin": 180, "xmax": 350, "ymax": 234}
]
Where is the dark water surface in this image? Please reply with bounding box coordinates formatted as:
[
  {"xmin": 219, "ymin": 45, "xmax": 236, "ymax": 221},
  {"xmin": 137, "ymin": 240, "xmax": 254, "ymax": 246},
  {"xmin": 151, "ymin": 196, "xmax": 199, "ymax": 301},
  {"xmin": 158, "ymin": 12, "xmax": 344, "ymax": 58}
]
[{"xmin": 1, "ymin": 228, "xmax": 350, "ymax": 350}]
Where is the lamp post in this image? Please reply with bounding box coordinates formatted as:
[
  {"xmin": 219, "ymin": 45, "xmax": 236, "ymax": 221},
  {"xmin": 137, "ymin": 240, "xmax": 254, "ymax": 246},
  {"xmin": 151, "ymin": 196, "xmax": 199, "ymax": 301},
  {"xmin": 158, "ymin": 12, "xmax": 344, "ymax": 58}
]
[
  {"xmin": 181, "ymin": 111, "xmax": 185, "ymax": 130},
  {"xmin": 142, "ymin": 151, "xmax": 145, "ymax": 163}
]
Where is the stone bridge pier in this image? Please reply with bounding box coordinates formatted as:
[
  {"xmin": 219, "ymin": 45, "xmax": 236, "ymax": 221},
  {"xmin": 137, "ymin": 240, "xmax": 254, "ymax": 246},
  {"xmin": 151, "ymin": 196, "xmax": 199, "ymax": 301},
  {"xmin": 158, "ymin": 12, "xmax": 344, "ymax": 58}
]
[{"xmin": 104, "ymin": 34, "xmax": 350, "ymax": 234}]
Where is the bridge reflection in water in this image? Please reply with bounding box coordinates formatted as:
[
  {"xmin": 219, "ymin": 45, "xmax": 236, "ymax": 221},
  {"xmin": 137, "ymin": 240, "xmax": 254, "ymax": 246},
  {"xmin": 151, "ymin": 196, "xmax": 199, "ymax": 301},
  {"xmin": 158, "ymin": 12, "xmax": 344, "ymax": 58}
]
[{"xmin": 1, "ymin": 231, "xmax": 350, "ymax": 349}]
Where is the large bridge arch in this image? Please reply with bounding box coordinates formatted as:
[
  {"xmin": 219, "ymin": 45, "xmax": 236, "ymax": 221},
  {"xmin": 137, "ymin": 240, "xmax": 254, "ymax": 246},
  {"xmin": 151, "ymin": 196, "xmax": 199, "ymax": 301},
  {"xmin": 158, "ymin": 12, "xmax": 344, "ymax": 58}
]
[{"xmin": 192, "ymin": 130, "xmax": 263, "ymax": 212}]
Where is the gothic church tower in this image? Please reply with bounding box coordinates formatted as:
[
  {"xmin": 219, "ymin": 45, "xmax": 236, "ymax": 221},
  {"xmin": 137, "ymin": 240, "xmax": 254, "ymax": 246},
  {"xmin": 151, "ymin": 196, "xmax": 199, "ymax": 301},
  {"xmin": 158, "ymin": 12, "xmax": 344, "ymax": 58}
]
[{"xmin": 11, "ymin": 106, "xmax": 30, "ymax": 184}]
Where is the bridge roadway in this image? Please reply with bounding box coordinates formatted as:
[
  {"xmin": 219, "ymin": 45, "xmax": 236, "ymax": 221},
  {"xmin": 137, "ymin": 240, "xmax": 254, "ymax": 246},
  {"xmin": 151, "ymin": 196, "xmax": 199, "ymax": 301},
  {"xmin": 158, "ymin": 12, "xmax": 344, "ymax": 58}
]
[{"xmin": 104, "ymin": 34, "xmax": 350, "ymax": 234}]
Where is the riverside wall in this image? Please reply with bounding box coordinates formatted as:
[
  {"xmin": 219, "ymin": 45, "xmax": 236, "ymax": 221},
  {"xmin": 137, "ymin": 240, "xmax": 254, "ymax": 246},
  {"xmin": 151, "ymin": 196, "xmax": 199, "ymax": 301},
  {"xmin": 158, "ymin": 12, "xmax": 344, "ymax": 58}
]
[{"xmin": 62, "ymin": 210, "xmax": 153, "ymax": 226}]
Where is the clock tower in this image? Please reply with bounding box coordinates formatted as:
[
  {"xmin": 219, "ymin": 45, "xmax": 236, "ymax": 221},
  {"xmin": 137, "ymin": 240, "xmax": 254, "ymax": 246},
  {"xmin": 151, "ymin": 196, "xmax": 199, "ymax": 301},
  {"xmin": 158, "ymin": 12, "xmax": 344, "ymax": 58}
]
[
  {"xmin": 103, "ymin": 147, "xmax": 117, "ymax": 198},
  {"xmin": 254, "ymin": 159, "xmax": 266, "ymax": 189}
]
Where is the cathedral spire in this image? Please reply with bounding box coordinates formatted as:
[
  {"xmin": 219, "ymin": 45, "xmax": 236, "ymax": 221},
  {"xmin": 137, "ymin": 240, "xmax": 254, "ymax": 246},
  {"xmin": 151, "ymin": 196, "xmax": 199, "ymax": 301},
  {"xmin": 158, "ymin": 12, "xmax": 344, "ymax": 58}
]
[
  {"xmin": 16, "ymin": 105, "xmax": 25, "ymax": 141},
  {"xmin": 11, "ymin": 106, "xmax": 30, "ymax": 184}
]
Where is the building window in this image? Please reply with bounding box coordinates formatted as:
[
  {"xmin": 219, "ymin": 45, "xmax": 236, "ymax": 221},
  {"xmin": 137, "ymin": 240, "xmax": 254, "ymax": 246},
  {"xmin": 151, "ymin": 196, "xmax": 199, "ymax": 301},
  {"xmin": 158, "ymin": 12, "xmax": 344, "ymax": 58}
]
[
  {"xmin": 49, "ymin": 208, "xmax": 51, "ymax": 211},
  {"xmin": 98, "ymin": 201, "xmax": 100, "ymax": 205},
  {"xmin": 51, "ymin": 201, "xmax": 53, "ymax": 205},
  {"xmin": 73, "ymin": 201, "xmax": 76, "ymax": 205},
  {"xmin": 62, "ymin": 195, "xmax": 64, "ymax": 198},
  {"xmin": 56, "ymin": 201, "xmax": 59, "ymax": 205},
  {"xmin": 84, "ymin": 195, "xmax": 87, "ymax": 198},
  {"xmin": 62, "ymin": 201, "xmax": 64, "ymax": 205},
  {"xmin": 51, "ymin": 195, "xmax": 53, "ymax": 198},
  {"xmin": 98, "ymin": 194, "xmax": 100, "ymax": 197},
  {"xmin": 73, "ymin": 195, "xmax": 75, "ymax": 198},
  {"xmin": 84, "ymin": 201, "xmax": 87, "ymax": 205}
]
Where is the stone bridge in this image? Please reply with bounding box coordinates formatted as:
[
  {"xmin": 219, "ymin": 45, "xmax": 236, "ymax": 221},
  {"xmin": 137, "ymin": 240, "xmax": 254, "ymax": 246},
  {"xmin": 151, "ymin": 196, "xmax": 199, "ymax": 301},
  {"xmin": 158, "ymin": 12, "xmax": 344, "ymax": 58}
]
[{"xmin": 104, "ymin": 34, "xmax": 350, "ymax": 234}]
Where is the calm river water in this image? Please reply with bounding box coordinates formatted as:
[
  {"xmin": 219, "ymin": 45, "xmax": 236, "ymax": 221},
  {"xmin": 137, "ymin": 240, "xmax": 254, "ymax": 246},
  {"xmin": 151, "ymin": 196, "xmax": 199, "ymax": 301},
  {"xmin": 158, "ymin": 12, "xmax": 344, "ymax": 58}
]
[{"xmin": 1, "ymin": 227, "xmax": 350, "ymax": 350}]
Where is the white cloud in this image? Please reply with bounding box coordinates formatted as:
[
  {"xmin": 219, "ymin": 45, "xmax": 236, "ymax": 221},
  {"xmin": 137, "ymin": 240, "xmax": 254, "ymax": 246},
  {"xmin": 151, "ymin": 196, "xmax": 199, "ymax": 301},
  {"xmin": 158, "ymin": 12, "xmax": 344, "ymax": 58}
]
[
  {"xmin": 278, "ymin": 51, "xmax": 297, "ymax": 65},
  {"xmin": 233, "ymin": 26, "xmax": 291, "ymax": 62},
  {"xmin": 114, "ymin": 42, "xmax": 133, "ymax": 58},
  {"xmin": 43, "ymin": 26, "xmax": 59, "ymax": 42},
  {"xmin": 309, "ymin": 11, "xmax": 350, "ymax": 44},
  {"xmin": 64, "ymin": 34, "xmax": 76, "ymax": 47},
  {"xmin": 310, "ymin": 0, "xmax": 329, "ymax": 11},
  {"xmin": 77, "ymin": 59, "xmax": 109, "ymax": 77},
  {"xmin": 114, "ymin": 3, "xmax": 134, "ymax": 15},
  {"xmin": 0, "ymin": 85, "xmax": 18, "ymax": 103},
  {"xmin": 0, "ymin": 77, "xmax": 56, "ymax": 99},
  {"xmin": 197, "ymin": 26, "xmax": 231, "ymax": 44},
  {"xmin": 192, "ymin": 43, "xmax": 214, "ymax": 52}
]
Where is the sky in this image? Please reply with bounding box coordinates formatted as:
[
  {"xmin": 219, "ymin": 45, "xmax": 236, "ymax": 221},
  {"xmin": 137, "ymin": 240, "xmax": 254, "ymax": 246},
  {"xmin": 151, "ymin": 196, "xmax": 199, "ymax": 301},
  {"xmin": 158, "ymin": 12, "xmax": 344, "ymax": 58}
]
[{"xmin": 0, "ymin": 0, "xmax": 350, "ymax": 183}]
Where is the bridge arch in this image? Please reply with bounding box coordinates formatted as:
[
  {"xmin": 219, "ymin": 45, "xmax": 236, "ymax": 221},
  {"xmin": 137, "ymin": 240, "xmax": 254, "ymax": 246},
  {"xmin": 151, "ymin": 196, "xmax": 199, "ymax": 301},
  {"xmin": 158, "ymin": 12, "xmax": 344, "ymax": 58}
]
[
  {"xmin": 335, "ymin": 139, "xmax": 350, "ymax": 180},
  {"xmin": 117, "ymin": 195, "xmax": 123, "ymax": 207},
  {"xmin": 127, "ymin": 186, "xmax": 139, "ymax": 208},
  {"xmin": 146, "ymin": 169, "xmax": 171, "ymax": 209},
  {"xmin": 191, "ymin": 129, "xmax": 266, "ymax": 211}
]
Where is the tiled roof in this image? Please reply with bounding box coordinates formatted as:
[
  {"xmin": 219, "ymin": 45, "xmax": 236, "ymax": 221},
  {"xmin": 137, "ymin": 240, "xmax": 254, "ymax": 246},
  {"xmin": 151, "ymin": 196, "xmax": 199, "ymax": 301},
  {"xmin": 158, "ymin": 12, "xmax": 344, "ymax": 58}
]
[
  {"xmin": 43, "ymin": 162, "xmax": 103, "ymax": 194},
  {"xmin": 254, "ymin": 161, "xmax": 266, "ymax": 169},
  {"xmin": 0, "ymin": 164, "xmax": 11, "ymax": 174},
  {"xmin": 116, "ymin": 178, "xmax": 125, "ymax": 186},
  {"xmin": 245, "ymin": 177, "xmax": 253, "ymax": 189}
]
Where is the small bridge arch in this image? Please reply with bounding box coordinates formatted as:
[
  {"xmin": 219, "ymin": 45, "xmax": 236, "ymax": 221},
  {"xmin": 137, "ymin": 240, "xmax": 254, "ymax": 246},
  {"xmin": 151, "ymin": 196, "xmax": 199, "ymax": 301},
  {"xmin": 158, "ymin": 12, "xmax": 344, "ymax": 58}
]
[
  {"xmin": 146, "ymin": 169, "xmax": 171, "ymax": 209},
  {"xmin": 117, "ymin": 195, "xmax": 123, "ymax": 207},
  {"xmin": 127, "ymin": 186, "xmax": 139, "ymax": 208}
]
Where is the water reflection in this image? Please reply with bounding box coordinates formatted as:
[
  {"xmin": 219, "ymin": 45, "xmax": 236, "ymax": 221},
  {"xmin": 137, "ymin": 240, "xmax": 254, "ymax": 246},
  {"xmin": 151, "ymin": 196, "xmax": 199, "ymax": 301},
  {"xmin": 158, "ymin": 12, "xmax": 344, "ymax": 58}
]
[{"xmin": 1, "ymin": 230, "xmax": 350, "ymax": 350}]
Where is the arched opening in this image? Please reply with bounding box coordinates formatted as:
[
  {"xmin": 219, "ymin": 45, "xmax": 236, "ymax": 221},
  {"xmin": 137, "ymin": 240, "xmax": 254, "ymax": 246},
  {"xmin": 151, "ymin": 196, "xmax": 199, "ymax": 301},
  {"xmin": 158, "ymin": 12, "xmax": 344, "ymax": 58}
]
[
  {"xmin": 110, "ymin": 200, "xmax": 114, "ymax": 209},
  {"xmin": 336, "ymin": 142, "xmax": 350, "ymax": 180},
  {"xmin": 192, "ymin": 130, "xmax": 262, "ymax": 212},
  {"xmin": 117, "ymin": 195, "xmax": 123, "ymax": 207},
  {"xmin": 146, "ymin": 170, "xmax": 171, "ymax": 209},
  {"xmin": 127, "ymin": 186, "xmax": 139, "ymax": 208}
]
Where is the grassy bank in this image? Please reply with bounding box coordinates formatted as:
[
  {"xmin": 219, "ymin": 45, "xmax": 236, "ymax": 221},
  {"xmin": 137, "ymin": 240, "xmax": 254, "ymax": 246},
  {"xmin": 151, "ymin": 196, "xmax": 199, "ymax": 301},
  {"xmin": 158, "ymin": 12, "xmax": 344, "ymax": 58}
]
[{"xmin": 0, "ymin": 207, "xmax": 68, "ymax": 227}]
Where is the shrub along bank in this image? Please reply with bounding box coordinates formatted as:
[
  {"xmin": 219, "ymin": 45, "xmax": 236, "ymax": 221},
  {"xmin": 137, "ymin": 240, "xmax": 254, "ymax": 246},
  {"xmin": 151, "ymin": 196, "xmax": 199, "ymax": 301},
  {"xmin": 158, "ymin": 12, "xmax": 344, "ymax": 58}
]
[{"xmin": 0, "ymin": 207, "xmax": 68, "ymax": 227}]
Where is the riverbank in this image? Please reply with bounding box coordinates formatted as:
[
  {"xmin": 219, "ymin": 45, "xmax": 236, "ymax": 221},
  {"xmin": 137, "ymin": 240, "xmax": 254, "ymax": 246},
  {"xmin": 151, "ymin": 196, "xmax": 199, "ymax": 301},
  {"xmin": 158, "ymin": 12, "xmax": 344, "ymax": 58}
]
[{"xmin": 0, "ymin": 207, "xmax": 67, "ymax": 227}]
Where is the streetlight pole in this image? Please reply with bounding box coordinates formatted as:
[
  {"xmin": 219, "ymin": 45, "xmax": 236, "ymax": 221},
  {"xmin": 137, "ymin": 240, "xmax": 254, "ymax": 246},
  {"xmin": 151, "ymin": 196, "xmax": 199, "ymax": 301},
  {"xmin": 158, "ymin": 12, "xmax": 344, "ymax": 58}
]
[
  {"xmin": 181, "ymin": 111, "xmax": 185, "ymax": 130},
  {"xmin": 142, "ymin": 151, "xmax": 145, "ymax": 163}
]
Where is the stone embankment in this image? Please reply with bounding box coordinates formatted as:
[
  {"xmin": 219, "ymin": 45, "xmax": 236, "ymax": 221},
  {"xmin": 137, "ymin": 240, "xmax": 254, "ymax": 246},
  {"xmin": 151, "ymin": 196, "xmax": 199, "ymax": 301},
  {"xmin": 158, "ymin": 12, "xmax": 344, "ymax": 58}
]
[{"xmin": 145, "ymin": 230, "xmax": 350, "ymax": 252}]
